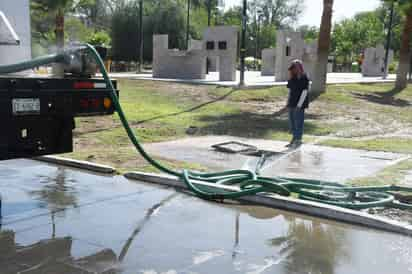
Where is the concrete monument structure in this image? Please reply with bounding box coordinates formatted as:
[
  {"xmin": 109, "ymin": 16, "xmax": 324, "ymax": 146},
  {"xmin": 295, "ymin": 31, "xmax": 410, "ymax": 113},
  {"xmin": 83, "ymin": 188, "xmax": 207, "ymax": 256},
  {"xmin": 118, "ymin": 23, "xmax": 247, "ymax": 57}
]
[
  {"xmin": 152, "ymin": 26, "xmax": 238, "ymax": 81},
  {"xmin": 263, "ymin": 31, "xmax": 333, "ymax": 80},
  {"xmin": 274, "ymin": 30, "xmax": 305, "ymax": 82},
  {"xmin": 261, "ymin": 48, "xmax": 276, "ymax": 76},
  {"xmin": 362, "ymin": 44, "xmax": 393, "ymax": 77},
  {"xmin": 203, "ymin": 26, "xmax": 238, "ymax": 81},
  {"xmin": 152, "ymin": 35, "xmax": 206, "ymax": 80},
  {"xmin": 302, "ymin": 41, "xmax": 318, "ymax": 79}
]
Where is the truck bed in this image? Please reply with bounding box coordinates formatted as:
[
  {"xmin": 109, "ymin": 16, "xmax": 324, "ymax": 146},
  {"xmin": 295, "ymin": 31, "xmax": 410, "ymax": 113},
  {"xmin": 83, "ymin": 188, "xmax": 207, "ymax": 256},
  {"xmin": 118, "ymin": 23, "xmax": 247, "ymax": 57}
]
[{"xmin": 0, "ymin": 76, "xmax": 118, "ymax": 160}]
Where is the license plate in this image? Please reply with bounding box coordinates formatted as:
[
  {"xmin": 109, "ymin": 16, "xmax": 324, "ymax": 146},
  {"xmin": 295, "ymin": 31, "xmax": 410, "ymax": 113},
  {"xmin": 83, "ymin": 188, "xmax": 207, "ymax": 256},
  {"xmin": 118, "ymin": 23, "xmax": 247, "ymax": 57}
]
[{"xmin": 12, "ymin": 98, "xmax": 41, "ymax": 115}]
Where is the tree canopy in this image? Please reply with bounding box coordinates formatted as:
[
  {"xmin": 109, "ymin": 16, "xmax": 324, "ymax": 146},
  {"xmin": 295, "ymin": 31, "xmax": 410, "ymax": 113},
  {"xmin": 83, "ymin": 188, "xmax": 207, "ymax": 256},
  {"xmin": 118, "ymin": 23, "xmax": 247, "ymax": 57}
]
[{"xmin": 30, "ymin": 0, "xmax": 411, "ymax": 70}]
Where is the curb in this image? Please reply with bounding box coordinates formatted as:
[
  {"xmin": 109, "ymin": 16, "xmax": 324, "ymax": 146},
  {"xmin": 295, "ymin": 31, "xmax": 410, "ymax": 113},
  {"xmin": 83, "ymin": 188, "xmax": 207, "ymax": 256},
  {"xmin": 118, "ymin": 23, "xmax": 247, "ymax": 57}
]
[
  {"xmin": 35, "ymin": 156, "xmax": 116, "ymax": 174},
  {"xmin": 124, "ymin": 171, "xmax": 412, "ymax": 236}
]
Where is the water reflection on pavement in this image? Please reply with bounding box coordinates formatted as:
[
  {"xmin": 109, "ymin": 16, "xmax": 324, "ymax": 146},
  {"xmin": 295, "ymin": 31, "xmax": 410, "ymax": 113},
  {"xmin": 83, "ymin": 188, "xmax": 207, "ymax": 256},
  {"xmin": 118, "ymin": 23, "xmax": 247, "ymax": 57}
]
[{"xmin": 0, "ymin": 159, "xmax": 412, "ymax": 274}]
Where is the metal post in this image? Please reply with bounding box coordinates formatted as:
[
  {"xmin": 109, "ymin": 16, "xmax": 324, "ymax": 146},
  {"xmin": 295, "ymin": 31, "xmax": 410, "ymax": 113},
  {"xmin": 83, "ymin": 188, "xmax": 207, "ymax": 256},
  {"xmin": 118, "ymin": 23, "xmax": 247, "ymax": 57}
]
[
  {"xmin": 207, "ymin": 0, "xmax": 212, "ymax": 26},
  {"xmin": 383, "ymin": 1, "xmax": 395, "ymax": 79},
  {"xmin": 138, "ymin": 0, "xmax": 144, "ymax": 72},
  {"xmin": 206, "ymin": 0, "xmax": 212, "ymax": 74},
  {"xmin": 254, "ymin": 15, "xmax": 257, "ymax": 70},
  {"xmin": 239, "ymin": 0, "xmax": 247, "ymax": 86},
  {"xmin": 186, "ymin": 0, "xmax": 191, "ymax": 49},
  {"xmin": 255, "ymin": 15, "xmax": 260, "ymax": 70}
]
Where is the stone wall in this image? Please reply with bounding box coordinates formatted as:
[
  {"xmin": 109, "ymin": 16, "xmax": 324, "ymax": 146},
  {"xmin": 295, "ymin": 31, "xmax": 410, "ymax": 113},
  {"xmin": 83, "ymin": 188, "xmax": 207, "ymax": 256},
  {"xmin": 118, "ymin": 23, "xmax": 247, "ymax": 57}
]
[
  {"xmin": 152, "ymin": 26, "xmax": 238, "ymax": 81},
  {"xmin": 302, "ymin": 41, "xmax": 318, "ymax": 79},
  {"xmin": 261, "ymin": 48, "xmax": 276, "ymax": 76},
  {"xmin": 362, "ymin": 44, "xmax": 394, "ymax": 77},
  {"xmin": 152, "ymin": 35, "xmax": 206, "ymax": 80},
  {"xmin": 263, "ymin": 31, "xmax": 334, "ymax": 81},
  {"xmin": 203, "ymin": 26, "xmax": 238, "ymax": 81},
  {"xmin": 274, "ymin": 30, "xmax": 305, "ymax": 82}
]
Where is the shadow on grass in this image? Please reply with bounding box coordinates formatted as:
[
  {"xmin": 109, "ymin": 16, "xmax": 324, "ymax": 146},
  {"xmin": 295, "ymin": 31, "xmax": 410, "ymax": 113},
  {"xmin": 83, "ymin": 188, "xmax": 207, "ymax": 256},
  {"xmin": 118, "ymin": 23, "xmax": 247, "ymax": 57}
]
[
  {"xmin": 351, "ymin": 88, "xmax": 411, "ymax": 107},
  {"xmin": 272, "ymin": 92, "xmax": 324, "ymax": 118},
  {"xmin": 75, "ymin": 87, "xmax": 324, "ymax": 138},
  {"xmin": 197, "ymin": 111, "xmax": 322, "ymax": 138},
  {"xmin": 134, "ymin": 88, "xmax": 238, "ymax": 124},
  {"xmin": 74, "ymin": 88, "xmax": 238, "ymax": 137}
]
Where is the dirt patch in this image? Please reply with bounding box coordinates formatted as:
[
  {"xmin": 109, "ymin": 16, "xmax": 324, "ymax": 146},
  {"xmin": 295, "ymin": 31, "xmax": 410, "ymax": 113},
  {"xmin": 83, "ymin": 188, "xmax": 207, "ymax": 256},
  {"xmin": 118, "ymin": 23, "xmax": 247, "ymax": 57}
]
[{"xmin": 367, "ymin": 208, "xmax": 412, "ymax": 225}]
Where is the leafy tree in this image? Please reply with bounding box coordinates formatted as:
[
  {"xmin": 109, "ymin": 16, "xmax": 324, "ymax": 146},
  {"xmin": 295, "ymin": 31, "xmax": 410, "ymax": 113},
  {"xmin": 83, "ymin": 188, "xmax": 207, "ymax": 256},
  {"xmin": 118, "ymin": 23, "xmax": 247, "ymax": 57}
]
[
  {"xmin": 388, "ymin": 0, "xmax": 412, "ymax": 90},
  {"xmin": 110, "ymin": 1, "xmax": 141, "ymax": 61},
  {"xmin": 331, "ymin": 19, "xmax": 357, "ymax": 69},
  {"xmin": 298, "ymin": 25, "xmax": 319, "ymax": 43},
  {"xmin": 221, "ymin": 6, "xmax": 242, "ymax": 26},
  {"xmin": 331, "ymin": 13, "xmax": 386, "ymax": 69},
  {"xmin": 253, "ymin": 0, "xmax": 304, "ymax": 28},
  {"xmin": 259, "ymin": 24, "xmax": 277, "ymax": 50},
  {"xmin": 329, "ymin": 3, "xmax": 405, "ymax": 71},
  {"xmin": 87, "ymin": 30, "xmax": 111, "ymax": 47},
  {"xmin": 31, "ymin": 1, "xmax": 56, "ymax": 56},
  {"xmin": 74, "ymin": 0, "xmax": 117, "ymax": 30},
  {"xmin": 65, "ymin": 17, "xmax": 93, "ymax": 43},
  {"xmin": 111, "ymin": 0, "xmax": 190, "ymax": 62},
  {"xmin": 376, "ymin": 2, "xmax": 403, "ymax": 54},
  {"xmin": 32, "ymin": 0, "xmax": 74, "ymax": 50},
  {"xmin": 269, "ymin": 220, "xmax": 348, "ymax": 274}
]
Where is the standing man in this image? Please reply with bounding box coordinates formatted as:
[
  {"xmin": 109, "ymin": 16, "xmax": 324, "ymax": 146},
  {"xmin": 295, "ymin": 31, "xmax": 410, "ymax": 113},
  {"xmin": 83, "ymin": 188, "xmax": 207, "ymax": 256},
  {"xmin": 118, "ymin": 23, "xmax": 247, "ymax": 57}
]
[{"xmin": 286, "ymin": 60, "xmax": 310, "ymax": 148}]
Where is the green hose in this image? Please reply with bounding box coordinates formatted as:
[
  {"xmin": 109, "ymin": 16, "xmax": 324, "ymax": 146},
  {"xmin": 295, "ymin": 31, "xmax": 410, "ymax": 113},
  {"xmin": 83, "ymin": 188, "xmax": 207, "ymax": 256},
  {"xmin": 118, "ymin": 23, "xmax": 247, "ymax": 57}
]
[
  {"xmin": 3, "ymin": 44, "xmax": 412, "ymax": 211},
  {"xmin": 0, "ymin": 53, "xmax": 65, "ymax": 74}
]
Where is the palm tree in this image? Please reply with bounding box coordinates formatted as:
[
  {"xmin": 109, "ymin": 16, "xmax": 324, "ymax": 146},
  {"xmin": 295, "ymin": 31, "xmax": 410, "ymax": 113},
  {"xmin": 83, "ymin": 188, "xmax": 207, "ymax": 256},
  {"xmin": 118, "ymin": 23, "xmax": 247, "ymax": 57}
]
[
  {"xmin": 268, "ymin": 220, "xmax": 349, "ymax": 274},
  {"xmin": 311, "ymin": 0, "xmax": 334, "ymax": 94},
  {"xmin": 33, "ymin": 0, "xmax": 73, "ymax": 75},
  {"xmin": 35, "ymin": 0, "xmax": 73, "ymax": 49},
  {"xmin": 394, "ymin": 0, "xmax": 412, "ymax": 90},
  {"xmin": 30, "ymin": 168, "xmax": 78, "ymax": 239}
]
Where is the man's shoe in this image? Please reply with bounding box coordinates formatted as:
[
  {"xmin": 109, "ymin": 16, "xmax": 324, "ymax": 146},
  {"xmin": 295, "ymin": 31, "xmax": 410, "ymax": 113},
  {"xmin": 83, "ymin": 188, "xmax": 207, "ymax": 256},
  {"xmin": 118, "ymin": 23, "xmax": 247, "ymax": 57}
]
[
  {"xmin": 291, "ymin": 140, "xmax": 302, "ymax": 149},
  {"xmin": 286, "ymin": 139, "xmax": 295, "ymax": 147}
]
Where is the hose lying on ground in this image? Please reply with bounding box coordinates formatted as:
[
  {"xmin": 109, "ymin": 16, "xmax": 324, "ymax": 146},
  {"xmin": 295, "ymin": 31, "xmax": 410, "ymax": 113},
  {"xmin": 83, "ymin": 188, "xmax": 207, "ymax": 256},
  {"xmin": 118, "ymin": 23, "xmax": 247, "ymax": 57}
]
[{"xmin": 2, "ymin": 44, "xmax": 412, "ymax": 211}]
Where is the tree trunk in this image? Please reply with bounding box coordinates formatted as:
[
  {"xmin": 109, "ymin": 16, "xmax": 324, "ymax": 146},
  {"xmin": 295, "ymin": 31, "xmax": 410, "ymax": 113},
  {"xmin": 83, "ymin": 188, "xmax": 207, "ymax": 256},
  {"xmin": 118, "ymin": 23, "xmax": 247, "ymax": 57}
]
[
  {"xmin": 395, "ymin": 7, "xmax": 412, "ymax": 91},
  {"xmin": 311, "ymin": 0, "xmax": 334, "ymax": 94},
  {"xmin": 53, "ymin": 8, "xmax": 65, "ymax": 77},
  {"xmin": 55, "ymin": 8, "xmax": 65, "ymax": 52}
]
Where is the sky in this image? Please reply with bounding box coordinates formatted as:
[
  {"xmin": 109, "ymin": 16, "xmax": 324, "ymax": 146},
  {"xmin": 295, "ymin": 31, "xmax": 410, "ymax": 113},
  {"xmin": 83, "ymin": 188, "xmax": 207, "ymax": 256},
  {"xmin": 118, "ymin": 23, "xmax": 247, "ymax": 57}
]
[{"xmin": 224, "ymin": 0, "xmax": 381, "ymax": 26}]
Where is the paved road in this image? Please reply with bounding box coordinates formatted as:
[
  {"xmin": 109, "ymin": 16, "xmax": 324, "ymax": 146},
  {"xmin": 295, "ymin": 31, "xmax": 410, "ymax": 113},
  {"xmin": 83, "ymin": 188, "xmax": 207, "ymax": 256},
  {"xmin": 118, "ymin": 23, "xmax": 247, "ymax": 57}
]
[
  {"xmin": 1, "ymin": 159, "xmax": 412, "ymax": 274},
  {"xmin": 108, "ymin": 71, "xmax": 397, "ymax": 87}
]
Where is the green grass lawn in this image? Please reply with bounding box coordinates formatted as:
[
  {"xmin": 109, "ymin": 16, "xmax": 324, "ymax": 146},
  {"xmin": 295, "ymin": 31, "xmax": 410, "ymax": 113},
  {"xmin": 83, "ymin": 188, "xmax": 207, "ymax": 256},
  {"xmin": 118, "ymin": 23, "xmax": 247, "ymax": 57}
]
[
  {"xmin": 321, "ymin": 137, "xmax": 412, "ymax": 154},
  {"xmin": 64, "ymin": 80, "xmax": 412, "ymax": 172},
  {"xmin": 349, "ymin": 159, "xmax": 412, "ymax": 186}
]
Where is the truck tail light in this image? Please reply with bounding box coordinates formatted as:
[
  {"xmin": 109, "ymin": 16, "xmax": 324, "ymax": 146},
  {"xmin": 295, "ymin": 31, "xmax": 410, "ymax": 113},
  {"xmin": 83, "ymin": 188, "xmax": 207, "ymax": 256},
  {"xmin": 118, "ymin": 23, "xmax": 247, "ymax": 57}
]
[
  {"xmin": 103, "ymin": 97, "xmax": 112, "ymax": 109},
  {"xmin": 79, "ymin": 98, "xmax": 102, "ymax": 109},
  {"xmin": 74, "ymin": 82, "xmax": 106, "ymax": 89}
]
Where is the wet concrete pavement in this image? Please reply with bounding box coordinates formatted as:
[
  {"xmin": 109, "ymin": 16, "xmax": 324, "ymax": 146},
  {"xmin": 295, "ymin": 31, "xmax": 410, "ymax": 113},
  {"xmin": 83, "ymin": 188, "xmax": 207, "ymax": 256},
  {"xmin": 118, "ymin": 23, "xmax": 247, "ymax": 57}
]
[
  {"xmin": 406, "ymin": 171, "xmax": 412, "ymax": 185},
  {"xmin": 146, "ymin": 136, "xmax": 404, "ymax": 182},
  {"xmin": 1, "ymin": 159, "xmax": 412, "ymax": 274}
]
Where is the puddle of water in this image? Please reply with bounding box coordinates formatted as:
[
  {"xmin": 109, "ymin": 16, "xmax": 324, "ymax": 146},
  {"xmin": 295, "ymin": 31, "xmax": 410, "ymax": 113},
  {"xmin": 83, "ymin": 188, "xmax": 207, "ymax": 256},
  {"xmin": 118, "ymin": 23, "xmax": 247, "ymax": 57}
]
[
  {"xmin": 1, "ymin": 159, "xmax": 412, "ymax": 274},
  {"xmin": 146, "ymin": 137, "xmax": 402, "ymax": 182}
]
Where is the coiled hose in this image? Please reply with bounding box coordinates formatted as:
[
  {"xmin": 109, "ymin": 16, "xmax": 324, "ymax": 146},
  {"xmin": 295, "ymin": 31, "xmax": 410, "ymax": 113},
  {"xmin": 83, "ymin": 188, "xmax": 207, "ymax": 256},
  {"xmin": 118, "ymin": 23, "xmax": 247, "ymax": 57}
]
[{"xmin": 2, "ymin": 44, "xmax": 412, "ymax": 211}]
